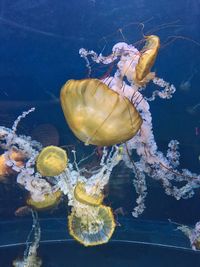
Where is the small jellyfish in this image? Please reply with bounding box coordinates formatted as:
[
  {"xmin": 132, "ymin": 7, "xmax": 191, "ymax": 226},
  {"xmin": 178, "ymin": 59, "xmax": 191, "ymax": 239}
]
[
  {"xmin": 36, "ymin": 146, "xmax": 68, "ymax": 176},
  {"xmin": 60, "ymin": 78, "xmax": 142, "ymax": 146},
  {"xmin": 179, "ymin": 70, "xmax": 197, "ymax": 92},
  {"xmin": 26, "ymin": 190, "xmax": 62, "ymax": 211},
  {"xmin": 74, "ymin": 181, "xmax": 104, "ymax": 206},
  {"xmin": 0, "ymin": 149, "xmax": 25, "ymax": 181},
  {"xmin": 133, "ymin": 35, "xmax": 160, "ymax": 86},
  {"xmin": 68, "ymin": 205, "xmax": 115, "ymax": 246}
]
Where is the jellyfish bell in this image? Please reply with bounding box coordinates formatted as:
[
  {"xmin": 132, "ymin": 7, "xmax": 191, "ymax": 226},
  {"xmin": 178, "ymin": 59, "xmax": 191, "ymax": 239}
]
[
  {"xmin": 74, "ymin": 181, "xmax": 104, "ymax": 206},
  {"xmin": 26, "ymin": 190, "xmax": 62, "ymax": 211},
  {"xmin": 0, "ymin": 154, "xmax": 11, "ymax": 178},
  {"xmin": 36, "ymin": 146, "xmax": 68, "ymax": 177},
  {"xmin": 0, "ymin": 149, "xmax": 25, "ymax": 181},
  {"xmin": 68, "ymin": 205, "xmax": 115, "ymax": 246},
  {"xmin": 133, "ymin": 35, "xmax": 160, "ymax": 86},
  {"xmin": 60, "ymin": 78, "xmax": 142, "ymax": 146}
]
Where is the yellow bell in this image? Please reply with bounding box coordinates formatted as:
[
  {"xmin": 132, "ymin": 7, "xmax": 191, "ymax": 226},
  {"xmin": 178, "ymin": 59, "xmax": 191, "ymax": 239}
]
[
  {"xmin": 60, "ymin": 78, "xmax": 142, "ymax": 146},
  {"xmin": 133, "ymin": 35, "xmax": 160, "ymax": 86},
  {"xmin": 36, "ymin": 146, "xmax": 67, "ymax": 177},
  {"xmin": 68, "ymin": 205, "xmax": 115, "ymax": 246},
  {"xmin": 27, "ymin": 190, "xmax": 62, "ymax": 211},
  {"xmin": 74, "ymin": 182, "xmax": 104, "ymax": 206}
]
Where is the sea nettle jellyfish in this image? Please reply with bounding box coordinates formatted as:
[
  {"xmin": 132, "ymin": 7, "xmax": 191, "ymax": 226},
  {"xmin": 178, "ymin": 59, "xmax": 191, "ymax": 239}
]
[
  {"xmin": 72, "ymin": 34, "xmax": 200, "ymax": 219},
  {"xmin": 27, "ymin": 190, "xmax": 62, "ymax": 211},
  {"xmin": 74, "ymin": 181, "xmax": 104, "ymax": 206},
  {"xmin": 68, "ymin": 204, "xmax": 115, "ymax": 246},
  {"xmin": 60, "ymin": 78, "xmax": 142, "ymax": 146},
  {"xmin": 36, "ymin": 146, "xmax": 68, "ymax": 177},
  {"xmin": 1, "ymin": 31, "xmax": 200, "ymax": 249},
  {"xmin": 0, "ymin": 148, "xmax": 25, "ymax": 182},
  {"xmin": 133, "ymin": 35, "xmax": 160, "ymax": 86}
]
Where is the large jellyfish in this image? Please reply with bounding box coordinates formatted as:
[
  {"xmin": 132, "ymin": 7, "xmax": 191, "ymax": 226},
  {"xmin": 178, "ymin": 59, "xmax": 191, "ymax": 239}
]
[{"xmin": 61, "ymin": 78, "xmax": 142, "ymax": 146}]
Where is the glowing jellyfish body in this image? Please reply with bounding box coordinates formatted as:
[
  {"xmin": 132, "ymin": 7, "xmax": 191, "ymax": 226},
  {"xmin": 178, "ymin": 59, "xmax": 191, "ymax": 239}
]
[
  {"xmin": 36, "ymin": 146, "xmax": 67, "ymax": 177},
  {"xmin": 133, "ymin": 35, "xmax": 160, "ymax": 86},
  {"xmin": 74, "ymin": 182, "xmax": 104, "ymax": 206},
  {"xmin": 60, "ymin": 78, "xmax": 142, "ymax": 146},
  {"xmin": 68, "ymin": 205, "xmax": 115, "ymax": 246},
  {"xmin": 0, "ymin": 149, "xmax": 25, "ymax": 180},
  {"xmin": 27, "ymin": 190, "xmax": 62, "ymax": 211}
]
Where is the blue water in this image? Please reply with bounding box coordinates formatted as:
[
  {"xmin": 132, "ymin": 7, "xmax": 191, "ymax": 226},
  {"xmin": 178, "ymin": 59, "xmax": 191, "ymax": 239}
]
[{"xmin": 0, "ymin": 0, "xmax": 200, "ymax": 265}]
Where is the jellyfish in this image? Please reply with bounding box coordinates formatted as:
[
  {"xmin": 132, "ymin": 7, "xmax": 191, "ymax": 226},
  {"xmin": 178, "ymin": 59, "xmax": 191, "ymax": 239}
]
[
  {"xmin": 0, "ymin": 148, "xmax": 25, "ymax": 181},
  {"xmin": 178, "ymin": 221, "xmax": 200, "ymax": 250},
  {"xmin": 1, "ymin": 32, "xmax": 200, "ymax": 249},
  {"xmin": 179, "ymin": 69, "xmax": 197, "ymax": 92},
  {"xmin": 133, "ymin": 35, "xmax": 160, "ymax": 86},
  {"xmin": 55, "ymin": 145, "xmax": 122, "ymax": 245},
  {"xmin": 60, "ymin": 78, "xmax": 142, "ymax": 146},
  {"xmin": 56, "ymin": 146, "xmax": 122, "ymax": 206},
  {"xmin": 74, "ymin": 181, "xmax": 104, "ymax": 206},
  {"xmin": 36, "ymin": 145, "xmax": 68, "ymax": 177},
  {"xmin": 0, "ymin": 110, "xmax": 60, "ymax": 203},
  {"xmin": 68, "ymin": 204, "xmax": 115, "ymax": 246},
  {"xmin": 27, "ymin": 189, "xmax": 62, "ymax": 211},
  {"xmin": 0, "ymin": 109, "xmax": 122, "ymax": 246},
  {"xmin": 0, "ymin": 112, "xmax": 36, "ymax": 183}
]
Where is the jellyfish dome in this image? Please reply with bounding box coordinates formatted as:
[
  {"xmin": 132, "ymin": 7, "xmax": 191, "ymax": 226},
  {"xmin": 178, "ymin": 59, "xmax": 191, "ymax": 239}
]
[
  {"xmin": 36, "ymin": 146, "xmax": 68, "ymax": 177},
  {"xmin": 74, "ymin": 181, "xmax": 104, "ymax": 206},
  {"xmin": 133, "ymin": 35, "xmax": 160, "ymax": 86},
  {"xmin": 68, "ymin": 205, "xmax": 115, "ymax": 246},
  {"xmin": 27, "ymin": 190, "xmax": 62, "ymax": 211},
  {"xmin": 60, "ymin": 78, "xmax": 142, "ymax": 146}
]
